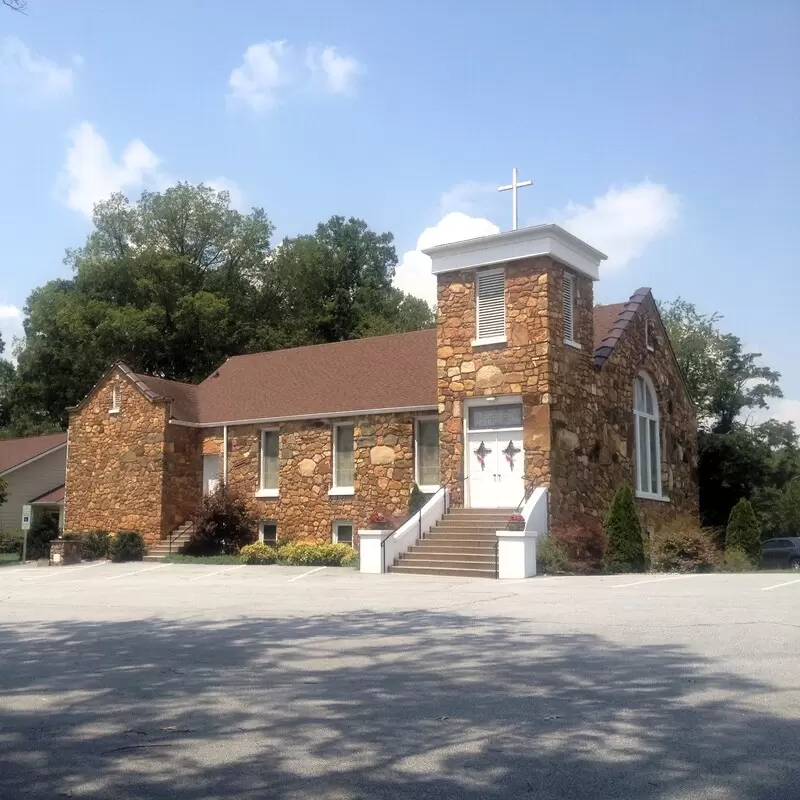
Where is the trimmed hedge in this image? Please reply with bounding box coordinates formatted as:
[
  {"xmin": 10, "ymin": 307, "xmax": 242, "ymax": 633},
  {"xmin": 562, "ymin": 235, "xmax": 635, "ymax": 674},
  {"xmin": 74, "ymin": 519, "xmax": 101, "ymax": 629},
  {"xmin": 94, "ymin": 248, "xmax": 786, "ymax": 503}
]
[
  {"xmin": 536, "ymin": 536, "xmax": 569, "ymax": 574},
  {"xmin": 77, "ymin": 530, "xmax": 111, "ymax": 561},
  {"xmin": 240, "ymin": 542, "xmax": 278, "ymax": 564},
  {"xmin": 109, "ymin": 531, "xmax": 146, "ymax": 562},
  {"xmin": 650, "ymin": 517, "xmax": 718, "ymax": 573},
  {"xmin": 278, "ymin": 542, "xmax": 356, "ymax": 566},
  {"xmin": 0, "ymin": 529, "xmax": 23, "ymax": 557}
]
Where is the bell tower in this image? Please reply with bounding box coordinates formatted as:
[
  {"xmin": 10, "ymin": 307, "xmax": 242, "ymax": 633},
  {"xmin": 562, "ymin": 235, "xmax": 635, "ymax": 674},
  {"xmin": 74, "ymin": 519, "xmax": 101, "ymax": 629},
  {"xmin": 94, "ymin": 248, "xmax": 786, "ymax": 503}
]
[{"xmin": 424, "ymin": 224, "xmax": 606, "ymax": 508}]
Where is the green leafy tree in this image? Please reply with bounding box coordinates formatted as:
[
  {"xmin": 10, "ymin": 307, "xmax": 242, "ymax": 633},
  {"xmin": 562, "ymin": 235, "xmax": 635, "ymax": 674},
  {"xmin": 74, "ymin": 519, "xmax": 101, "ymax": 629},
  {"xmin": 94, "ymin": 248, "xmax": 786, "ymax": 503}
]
[
  {"xmin": 725, "ymin": 498, "xmax": 761, "ymax": 562},
  {"xmin": 603, "ymin": 484, "xmax": 645, "ymax": 573},
  {"xmin": 261, "ymin": 216, "xmax": 433, "ymax": 349},
  {"xmin": 0, "ymin": 475, "xmax": 7, "ymax": 509},
  {"xmin": 3, "ymin": 194, "xmax": 434, "ymax": 435},
  {"xmin": 661, "ymin": 299, "xmax": 781, "ymax": 434},
  {"xmin": 661, "ymin": 299, "xmax": 797, "ymax": 529}
]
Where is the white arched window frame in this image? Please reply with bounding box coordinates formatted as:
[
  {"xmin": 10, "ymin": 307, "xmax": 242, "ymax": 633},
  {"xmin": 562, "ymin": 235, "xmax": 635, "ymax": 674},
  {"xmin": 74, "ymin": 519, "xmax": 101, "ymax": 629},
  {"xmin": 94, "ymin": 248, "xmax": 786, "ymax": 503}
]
[{"xmin": 634, "ymin": 373, "xmax": 662, "ymax": 498}]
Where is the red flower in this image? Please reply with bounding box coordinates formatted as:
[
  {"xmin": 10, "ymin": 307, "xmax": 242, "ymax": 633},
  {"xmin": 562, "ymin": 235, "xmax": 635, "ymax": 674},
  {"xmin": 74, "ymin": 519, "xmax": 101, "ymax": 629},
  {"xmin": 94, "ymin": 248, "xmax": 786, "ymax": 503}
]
[
  {"xmin": 507, "ymin": 513, "xmax": 525, "ymax": 524},
  {"xmin": 369, "ymin": 511, "xmax": 389, "ymax": 525}
]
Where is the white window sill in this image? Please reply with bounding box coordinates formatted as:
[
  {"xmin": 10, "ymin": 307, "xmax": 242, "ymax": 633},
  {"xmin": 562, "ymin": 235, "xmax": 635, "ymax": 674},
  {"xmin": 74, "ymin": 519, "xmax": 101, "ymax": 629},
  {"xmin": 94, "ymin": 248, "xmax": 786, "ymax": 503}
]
[
  {"xmin": 636, "ymin": 491, "xmax": 670, "ymax": 503},
  {"xmin": 417, "ymin": 484, "xmax": 440, "ymax": 495},
  {"xmin": 109, "ymin": 409, "xmax": 120, "ymax": 415},
  {"xmin": 328, "ymin": 487, "xmax": 355, "ymax": 497},
  {"xmin": 255, "ymin": 489, "xmax": 279, "ymax": 498},
  {"xmin": 471, "ymin": 336, "xmax": 507, "ymax": 347},
  {"xmin": 564, "ymin": 339, "xmax": 582, "ymax": 350}
]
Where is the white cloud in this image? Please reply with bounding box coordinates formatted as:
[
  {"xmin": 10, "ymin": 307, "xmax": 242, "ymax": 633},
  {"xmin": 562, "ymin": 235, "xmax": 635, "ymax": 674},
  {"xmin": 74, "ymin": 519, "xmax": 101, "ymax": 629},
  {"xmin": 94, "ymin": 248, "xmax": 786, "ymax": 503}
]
[
  {"xmin": 227, "ymin": 40, "xmax": 291, "ymax": 112},
  {"xmin": 556, "ymin": 181, "xmax": 680, "ymax": 273},
  {"xmin": 0, "ymin": 36, "xmax": 75, "ymax": 102},
  {"xmin": 438, "ymin": 180, "xmax": 497, "ymax": 217},
  {"xmin": 394, "ymin": 212, "xmax": 500, "ymax": 306},
  {"xmin": 752, "ymin": 398, "xmax": 800, "ymax": 430},
  {"xmin": 306, "ymin": 45, "xmax": 361, "ymax": 94},
  {"xmin": 58, "ymin": 122, "xmax": 162, "ymax": 217},
  {"xmin": 0, "ymin": 304, "xmax": 23, "ymax": 359},
  {"xmin": 207, "ymin": 177, "xmax": 246, "ymax": 212}
]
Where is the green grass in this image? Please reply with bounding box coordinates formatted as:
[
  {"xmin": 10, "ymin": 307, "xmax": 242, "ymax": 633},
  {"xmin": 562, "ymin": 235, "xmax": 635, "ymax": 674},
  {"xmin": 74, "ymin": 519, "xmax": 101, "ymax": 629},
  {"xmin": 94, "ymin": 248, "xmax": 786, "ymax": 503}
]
[
  {"xmin": 163, "ymin": 554, "xmax": 243, "ymax": 565},
  {"xmin": 0, "ymin": 553, "xmax": 21, "ymax": 567}
]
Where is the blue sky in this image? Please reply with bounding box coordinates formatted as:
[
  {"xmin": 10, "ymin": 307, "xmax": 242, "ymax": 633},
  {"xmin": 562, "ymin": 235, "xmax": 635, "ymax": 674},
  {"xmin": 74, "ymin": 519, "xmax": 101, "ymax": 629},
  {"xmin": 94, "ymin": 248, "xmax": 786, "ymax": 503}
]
[{"xmin": 1, "ymin": 0, "xmax": 798, "ymax": 422}]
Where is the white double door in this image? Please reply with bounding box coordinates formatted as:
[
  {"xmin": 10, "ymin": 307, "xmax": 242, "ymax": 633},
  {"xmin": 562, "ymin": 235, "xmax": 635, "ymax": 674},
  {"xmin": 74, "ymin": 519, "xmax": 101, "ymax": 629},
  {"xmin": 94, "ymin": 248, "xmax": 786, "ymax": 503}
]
[{"xmin": 467, "ymin": 429, "xmax": 524, "ymax": 508}]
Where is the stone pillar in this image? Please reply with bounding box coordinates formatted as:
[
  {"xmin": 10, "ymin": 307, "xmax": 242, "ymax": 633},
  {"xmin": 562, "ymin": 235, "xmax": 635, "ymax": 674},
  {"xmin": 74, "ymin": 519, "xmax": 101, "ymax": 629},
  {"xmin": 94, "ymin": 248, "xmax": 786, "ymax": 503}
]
[{"xmin": 49, "ymin": 539, "xmax": 82, "ymax": 566}]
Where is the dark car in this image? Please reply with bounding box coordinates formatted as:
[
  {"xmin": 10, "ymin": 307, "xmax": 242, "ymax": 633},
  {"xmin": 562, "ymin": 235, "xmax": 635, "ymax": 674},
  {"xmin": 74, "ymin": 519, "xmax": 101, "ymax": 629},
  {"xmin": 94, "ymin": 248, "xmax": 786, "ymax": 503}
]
[{"xmin": 760, "ymin": 538, "xmax": 800, "ymax": 570}]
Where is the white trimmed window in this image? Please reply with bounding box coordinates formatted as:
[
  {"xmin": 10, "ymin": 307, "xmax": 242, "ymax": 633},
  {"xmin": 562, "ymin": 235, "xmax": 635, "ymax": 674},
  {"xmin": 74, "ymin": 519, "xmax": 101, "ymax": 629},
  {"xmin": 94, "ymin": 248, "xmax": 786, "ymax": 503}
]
[
  {"xmin": 332, "ymin": 423, "xmax": 355, "ymax": 493},
  {"xmin": 415, "ymin": 417, "xmax": 439, "ymax": 491},
  {"xmin": 110, "ymin": 384, "xmax": 121, "ymax": 413},
  {"xmin": 634, "ymin": 373, "xmax": 662, "ymax": 498},
  {"xmin": 333, "ymin": 520, "xmax": 354, "ymax": 545},
  {"xmin": 259, "ymin": 520, "xmax": 278, "ymax": 544},
  {"xmin": 563, "ymin": 274, "xmax": 577, "ymax": 345},
  {"xmin": 259, "ymin": 430, "xmax": 279, "ymax": 495},
  {"xmin": 475, "ymin": 268, "xmax": 506, "ymax": 344}
]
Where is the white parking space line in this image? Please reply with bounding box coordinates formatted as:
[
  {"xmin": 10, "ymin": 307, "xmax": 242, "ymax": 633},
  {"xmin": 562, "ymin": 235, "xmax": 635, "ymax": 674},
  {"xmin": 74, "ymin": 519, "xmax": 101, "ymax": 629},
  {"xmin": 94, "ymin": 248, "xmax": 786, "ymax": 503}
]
[
  {"xmin": 104, "ymin": 564, "xmax": 171, "ymax": 580},
  {"xmin": 187, "ymin": 565, "xmax": 247, "ymax": 581},
  {"xmin": 761, "ymin": 577, "xmax": 800, "ymax": 592},
  {"xmin": 288, "ymin": 566, "xmax": 326, "ymax": 582},
  {"xmin": 610, "ymin": 575, "xmax": 694, "ymax": 589},
  {"xmin": 20, "ymin": 561, "xmax": 110, "ymax": 581}
]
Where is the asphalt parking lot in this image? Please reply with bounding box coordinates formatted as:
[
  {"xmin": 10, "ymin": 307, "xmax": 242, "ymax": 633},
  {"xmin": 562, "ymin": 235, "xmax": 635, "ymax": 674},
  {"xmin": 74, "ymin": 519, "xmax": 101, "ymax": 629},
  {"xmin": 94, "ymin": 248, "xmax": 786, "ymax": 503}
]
[{"xmin": 1, "ymin": 563, "xmax": 798, "ymax": 800}]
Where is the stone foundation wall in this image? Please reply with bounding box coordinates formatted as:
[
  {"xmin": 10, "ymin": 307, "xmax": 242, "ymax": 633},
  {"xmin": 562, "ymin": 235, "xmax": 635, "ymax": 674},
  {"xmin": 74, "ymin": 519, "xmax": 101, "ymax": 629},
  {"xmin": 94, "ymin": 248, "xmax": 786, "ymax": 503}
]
[
  {"xmin": 436, "ymin": 258, "xmax": 556, "ymax": 506},
  {"xmin": 65, "ymin": 370, "xmax": 169, "ymax": 545}
]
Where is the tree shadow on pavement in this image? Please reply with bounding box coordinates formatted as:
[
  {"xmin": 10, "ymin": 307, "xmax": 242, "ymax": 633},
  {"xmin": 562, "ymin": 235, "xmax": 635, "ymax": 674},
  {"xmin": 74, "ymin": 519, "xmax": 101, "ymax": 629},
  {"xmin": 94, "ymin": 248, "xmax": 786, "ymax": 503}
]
[{"xmin": 0, "ymin": 610, "xmax": 796, "ymax": 799}]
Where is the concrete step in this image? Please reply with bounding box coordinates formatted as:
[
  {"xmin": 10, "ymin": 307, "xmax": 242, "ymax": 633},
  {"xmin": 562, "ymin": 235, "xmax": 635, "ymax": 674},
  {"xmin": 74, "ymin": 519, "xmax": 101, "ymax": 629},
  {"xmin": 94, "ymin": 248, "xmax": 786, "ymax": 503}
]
[
  {"xmin": 447, "ymin": 507, "xmax": 516, "ymax": 515},
  {"xmin": 143, "ymin": 554, "xmax": 167, "ymax": 562},
  {"xmin": 434, "ymin": 520, "xmax": 507, "ymax": 531},
  {"xmin": 411, "ymin": 542, "xmax": 496, "ymax": 553},
  {"xmin": 390, "ymin": 564, "xmax": 497, "ymax": 578},
  {"xmin": 398, "ymin": 553, "xmax": 496, "ymax": 566},
  {"xmin": 424, "ymin": 532, "xmax": 498, "ymax": 542}
]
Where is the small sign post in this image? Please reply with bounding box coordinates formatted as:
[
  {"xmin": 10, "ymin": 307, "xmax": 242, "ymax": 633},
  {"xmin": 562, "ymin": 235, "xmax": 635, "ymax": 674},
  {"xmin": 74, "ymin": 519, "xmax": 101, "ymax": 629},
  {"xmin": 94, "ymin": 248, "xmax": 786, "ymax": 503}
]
[{"xmin": 21, "ymin": 505, "xmax": 32, "ymax": 562}]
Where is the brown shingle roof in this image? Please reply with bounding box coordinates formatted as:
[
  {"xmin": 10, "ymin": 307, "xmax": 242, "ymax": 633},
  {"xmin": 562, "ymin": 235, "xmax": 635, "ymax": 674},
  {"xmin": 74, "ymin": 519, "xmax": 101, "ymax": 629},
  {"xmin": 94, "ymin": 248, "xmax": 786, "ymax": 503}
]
[
  {"xmin": 107, "ymin": 303, "xmax": 634, "ymax": 425},
  {"xmin": 29, "ymin": 484, "xmax": 65, "ymax": 504},
  {"xmin": 192, "ymin": 329, "xmax": 438, "ymax": 424},
  {"xmin": 0, "ymin": 433, "xmax": 67, "ymax": 475},
  {"xmin": 131, "ymin": 373, "xmax": 198, "ymax": 422}
]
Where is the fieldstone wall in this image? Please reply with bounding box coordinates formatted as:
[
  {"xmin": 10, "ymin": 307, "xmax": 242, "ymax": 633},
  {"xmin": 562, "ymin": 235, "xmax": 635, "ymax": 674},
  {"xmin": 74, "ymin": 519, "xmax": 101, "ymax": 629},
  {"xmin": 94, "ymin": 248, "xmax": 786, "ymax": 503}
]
[
  {"xmin": 163, "ymin": 422, "xmax": 202, "ymax": 533},
  {"xmin": 546, "ymin": 280, "xmax": 698, "ymax": 530},
  {"xmin": 437, "ymin": 257, "xmax": 698, "ymax": 529},
  {"xmin": 437, "ymin": 257, "xmax": 557, "ymax": 506},
  {"xmin": 211, "ymin": 414, "xmax": 419, "ymax": 544},
  {"xmin": 65, "ymin": 370, "xmax": 169, "ymax": 545},
  {"xmin": 593, "ymin": 295, "xmax": 698, "ymax": 529}
]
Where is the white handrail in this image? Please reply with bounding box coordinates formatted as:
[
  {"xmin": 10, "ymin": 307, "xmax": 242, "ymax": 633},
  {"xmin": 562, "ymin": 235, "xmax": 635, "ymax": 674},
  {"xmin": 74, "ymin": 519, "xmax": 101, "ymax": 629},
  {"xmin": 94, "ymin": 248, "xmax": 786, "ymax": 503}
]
[{"xmin": 384, "ymin": 486, "xmax": 449, "ymax": 571}]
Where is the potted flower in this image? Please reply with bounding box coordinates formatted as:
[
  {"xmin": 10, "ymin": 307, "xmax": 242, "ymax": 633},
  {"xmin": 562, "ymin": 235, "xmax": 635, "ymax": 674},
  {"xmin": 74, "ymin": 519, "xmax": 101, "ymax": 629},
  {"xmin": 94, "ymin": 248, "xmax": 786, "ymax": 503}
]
[
  {"xmin": 367, "ymin": 511, "xmax": 391, "ymax": 530},
  {"xmin": 506, "ymin": 513, "xmax": 525, "ymax": 531}
]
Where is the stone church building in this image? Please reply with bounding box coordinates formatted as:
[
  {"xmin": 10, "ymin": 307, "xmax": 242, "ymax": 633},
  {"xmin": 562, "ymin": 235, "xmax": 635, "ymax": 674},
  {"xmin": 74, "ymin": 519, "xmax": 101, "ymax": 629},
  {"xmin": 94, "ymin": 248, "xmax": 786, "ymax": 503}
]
[{"xmin": 64, "ymin": 224, "xmax": 697, "ymax": 572}]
